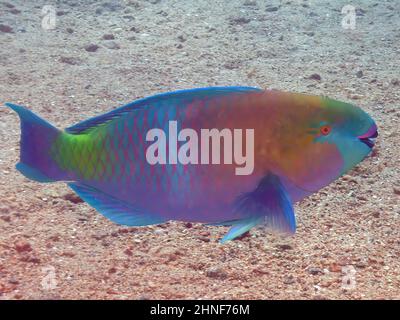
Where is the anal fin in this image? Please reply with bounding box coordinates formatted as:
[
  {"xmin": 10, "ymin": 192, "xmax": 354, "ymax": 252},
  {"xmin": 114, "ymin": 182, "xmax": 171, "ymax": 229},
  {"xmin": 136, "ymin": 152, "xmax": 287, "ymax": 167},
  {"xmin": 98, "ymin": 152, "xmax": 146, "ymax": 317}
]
[{"xmin": 68, "ymin": 183, "xmax": 167, "ymax": 226}]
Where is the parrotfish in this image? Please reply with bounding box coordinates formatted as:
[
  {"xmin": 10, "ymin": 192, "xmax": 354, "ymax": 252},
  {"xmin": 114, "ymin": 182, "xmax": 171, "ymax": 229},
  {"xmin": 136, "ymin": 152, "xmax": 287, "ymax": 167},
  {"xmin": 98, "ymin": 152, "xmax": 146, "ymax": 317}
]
[{"xmin": 5, "ymin": 87, "xmax": 378, "ymax": 243}]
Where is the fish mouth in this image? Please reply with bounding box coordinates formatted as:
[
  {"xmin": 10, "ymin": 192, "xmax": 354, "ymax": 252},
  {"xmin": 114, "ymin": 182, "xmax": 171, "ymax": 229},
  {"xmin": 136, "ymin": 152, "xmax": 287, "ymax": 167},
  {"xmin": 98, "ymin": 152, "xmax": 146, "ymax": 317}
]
[{"xmin": 358, "ymin": 124, "xmax": 378, "ymax": 148}]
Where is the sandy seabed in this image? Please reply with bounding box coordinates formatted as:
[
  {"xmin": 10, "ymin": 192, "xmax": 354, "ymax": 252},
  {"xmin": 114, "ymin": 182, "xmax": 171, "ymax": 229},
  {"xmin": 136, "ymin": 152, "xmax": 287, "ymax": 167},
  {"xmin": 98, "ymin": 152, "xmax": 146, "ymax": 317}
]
[{"xmin": 0, "ymin": 0, "xmax": 399, "ymax": 299}]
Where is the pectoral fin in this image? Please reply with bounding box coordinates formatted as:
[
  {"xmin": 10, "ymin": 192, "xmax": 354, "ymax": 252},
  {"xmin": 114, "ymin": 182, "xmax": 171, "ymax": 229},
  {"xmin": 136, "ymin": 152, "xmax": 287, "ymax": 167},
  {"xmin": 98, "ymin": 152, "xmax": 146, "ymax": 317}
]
[{"xmin": 220, "ymin": 173, "xmax": 296, "ymax": 243}]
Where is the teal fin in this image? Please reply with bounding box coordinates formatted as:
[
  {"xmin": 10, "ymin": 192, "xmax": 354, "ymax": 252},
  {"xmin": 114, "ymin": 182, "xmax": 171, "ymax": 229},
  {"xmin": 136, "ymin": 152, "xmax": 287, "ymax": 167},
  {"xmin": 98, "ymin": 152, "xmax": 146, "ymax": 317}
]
[
  {"xmin": 68, "ymin": 183, "xmax": 167, "ymax": 226},
  {"xmin": 16, "ymin": 162, "xmax": 55, "ymax": 183},
  {"xmin": 220, "ymin": 217, "xmax": 264, "ymax": 244},
  {"xmin": 65, "ymin": 86, "xmax": 261, "ymax": 134},
  {"xmin": 220, "ymin": 173, "xmax": 296, "ymax": 243}
]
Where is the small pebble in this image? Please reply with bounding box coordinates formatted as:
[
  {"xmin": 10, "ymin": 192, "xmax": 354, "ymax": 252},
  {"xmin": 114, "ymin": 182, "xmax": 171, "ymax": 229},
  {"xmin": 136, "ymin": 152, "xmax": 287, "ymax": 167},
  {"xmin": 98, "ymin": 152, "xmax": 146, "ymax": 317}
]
[
  {"xmin": 313, "ymin": 295, "xmax": 329, "ymax": 300},
  {"xmin": 356, "ymin": 8, "xmax": 366, "ymax": 16},
  {"xmin": 122, "ymin": 15, "xmax": 134, "ymax": 21},
  {"xmin": 3, "ymin": 2, "xmax": 14, "ymax": 8},
  {"xmin": 92, "ymin": 232, "xmax": 107, "ymax": 240},
  {"xmin": 103, "ymin": 41, "xmax": 120, "ymax": 49},
  {"xmin": 184, "ymin": 222, "xmax": 193, "ymax": 228},
  {"xmin": 102, "ymin": 34, "xmax": 115, "ymax": 40},
  {"xmin": 1, "ymin": 215, "xmax": 11, "ymax": 222},
  {"xmin": 230, "ymin": 17, "xmax": 251, "ymax": 25},
  {"xmin": 124, "ymin": 248, "xmax": 133, "ymax": 256},
  {"xmin": 197, "ymin": 236, "xmax": 210, "ymax": 242},
  {"xmin": 0, "ymin": 24, "xmax": 14, "ymax": 33},
  {"xmin": 206, "ymin": 267, "xmax": 228, "ymax": 280},
  {"xmin": 59, "ymin": 57, "xmax": 82, "ymax": 66},
  {"xmin": 276, "ymin": 243, "xmax": 293, "ymax": 250},
  {"xmin": 19, "ymin": 254, "xmax": 40, "ymax": 264},
  {"xmin": 243, "ymin": 0, "xmax": 257, "ymax": 6},
  {"xmin": 61, "ymin": 251, "xmax": 75, "ymax": 258},
  {"xmin": 102, "ymin": 2, "xmax": 123, "ymax": 12},
  {"xmin": 266, "ymin": 6, "xmax": 279, "ymax": 12},
  {"xmin": 0, "ymin": 205, "xmax": 10, "ymax": 214},
  {"xmin": 283, "ymin": 275, "xmax": 296, "ymax": 284},
  {"xmin": 308, "ymin": 73, "xmax": 321, "ymax": 81},
  {"xmin": 372, "ymin": 211, "xmax": 380, "ymax": 218},
  {"xmin": 63, "ymin": 193, "xmax": 84, "ymax": 203},
  {"xmin": 355, "ymin": 261, "xmax": 368, "ymax": 268},
  {"xmin": 15, "ymin": 241, "xmax": 32, "ymax": 253},
  {"xmin": 391, "ymin": 79, "xmax": 399, "ymax": 86},
  {"xmin": 328, "ymin": 263, "xmax": 341, "ymax": 273},
  {"xmin": 177, "ymin": 35, "xmax": 186, "ymax": 42},
  {"xmin": 349, "ymin": 94, "xmax": 364, "ymax": 100},
  {"xmin": 85, "ymin": 44, "xmax": 100, "ymax": 52},
  {"xmin": 108, "ymin": 267, "xmax": 117, "ymax": 274},
  {"xmin": 10, "ymin": 8, "xmax": 21, "ymax": 14},
  {"xmin": 308, "ymin": 267, "xmax": 324, "ymax": 275}
]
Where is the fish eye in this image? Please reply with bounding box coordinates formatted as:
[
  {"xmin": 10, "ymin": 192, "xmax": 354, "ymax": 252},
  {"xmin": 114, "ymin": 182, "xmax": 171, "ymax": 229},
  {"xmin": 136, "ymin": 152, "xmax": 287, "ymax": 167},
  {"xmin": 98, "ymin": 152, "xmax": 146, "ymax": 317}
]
[{"xmin": 320, "ymin": 125, "xmax": 331, "ymax": 136}]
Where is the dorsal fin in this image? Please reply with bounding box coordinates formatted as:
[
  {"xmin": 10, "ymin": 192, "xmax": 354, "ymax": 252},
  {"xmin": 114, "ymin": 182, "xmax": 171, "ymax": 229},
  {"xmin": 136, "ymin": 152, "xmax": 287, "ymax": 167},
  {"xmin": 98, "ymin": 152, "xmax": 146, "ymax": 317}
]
[{"xmin": 65, "ymin": 86, "xmax": 261, "ymax": 134}]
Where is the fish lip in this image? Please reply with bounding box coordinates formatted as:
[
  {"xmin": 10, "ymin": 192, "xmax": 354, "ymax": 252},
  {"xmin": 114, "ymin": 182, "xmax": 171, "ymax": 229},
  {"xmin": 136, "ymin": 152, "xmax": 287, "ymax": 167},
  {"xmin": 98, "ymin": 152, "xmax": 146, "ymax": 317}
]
[
  {"xmin": 358, "ymin": 124, "xmax": 378, "ymax": 148},
  {"xmin": 359, "ymin": 137, "xmax": 375, "ymax": 148}
]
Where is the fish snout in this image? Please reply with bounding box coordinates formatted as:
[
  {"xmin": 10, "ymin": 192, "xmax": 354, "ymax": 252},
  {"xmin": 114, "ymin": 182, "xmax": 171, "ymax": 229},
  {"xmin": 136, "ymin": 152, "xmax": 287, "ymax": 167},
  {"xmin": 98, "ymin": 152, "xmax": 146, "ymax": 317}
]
[{"xmin": 358, "ymin": 124, "xmax": 378, "ymax": 148}]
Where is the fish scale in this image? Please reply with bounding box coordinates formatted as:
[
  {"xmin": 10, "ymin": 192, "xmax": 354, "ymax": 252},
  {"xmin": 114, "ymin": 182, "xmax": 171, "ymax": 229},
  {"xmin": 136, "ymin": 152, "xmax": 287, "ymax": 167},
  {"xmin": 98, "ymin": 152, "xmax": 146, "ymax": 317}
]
[{"xmin": 5, "ymin": 87, "xmax": 377, "ymax": 242}]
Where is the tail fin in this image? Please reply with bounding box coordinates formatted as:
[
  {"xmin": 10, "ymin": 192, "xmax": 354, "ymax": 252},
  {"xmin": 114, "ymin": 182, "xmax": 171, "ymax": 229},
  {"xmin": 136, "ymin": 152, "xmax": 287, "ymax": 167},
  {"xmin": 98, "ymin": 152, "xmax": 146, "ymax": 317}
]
[{"xmin": 5, "ymin": 103, "xmax": 64, "ymax": 182}]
